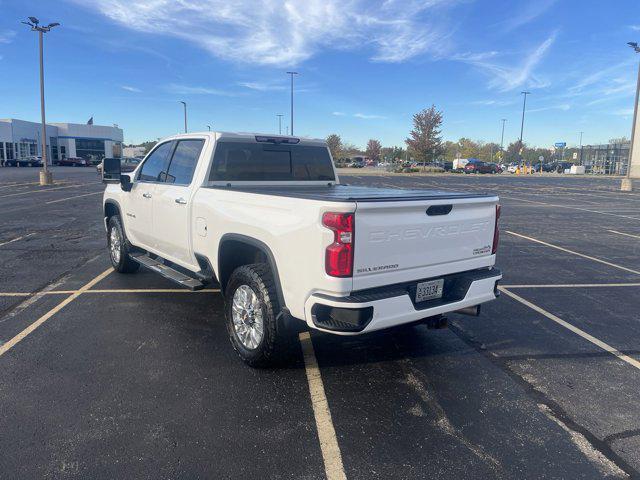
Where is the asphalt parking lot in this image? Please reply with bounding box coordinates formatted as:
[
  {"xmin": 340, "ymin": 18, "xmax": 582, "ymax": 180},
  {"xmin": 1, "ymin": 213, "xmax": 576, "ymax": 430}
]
[{"xmin": 1, "ymin": 166, "xmax": 640, "ymax": 479}]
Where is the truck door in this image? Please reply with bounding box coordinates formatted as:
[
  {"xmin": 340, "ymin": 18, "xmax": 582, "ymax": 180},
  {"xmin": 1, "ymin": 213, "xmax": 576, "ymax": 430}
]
[
  {"xmin": 152, "ymin": 139, "xmax": 204, "ymax": 267},
  {"xmin": 125, "ymin": 141, "xmax": 174, "ymax": 250}
]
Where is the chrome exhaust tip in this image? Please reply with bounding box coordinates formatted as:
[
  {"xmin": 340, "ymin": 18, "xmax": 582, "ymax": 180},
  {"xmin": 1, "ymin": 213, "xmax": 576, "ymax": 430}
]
[{"xmin": 455, "ymin": 305, "xmax": 481, "ymax": 317}]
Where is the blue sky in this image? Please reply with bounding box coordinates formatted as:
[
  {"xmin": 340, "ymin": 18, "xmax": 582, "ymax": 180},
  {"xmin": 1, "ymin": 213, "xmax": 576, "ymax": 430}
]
[{"xmin": 1, "ymin": 0, "xmax": 639, "ymax": 148}]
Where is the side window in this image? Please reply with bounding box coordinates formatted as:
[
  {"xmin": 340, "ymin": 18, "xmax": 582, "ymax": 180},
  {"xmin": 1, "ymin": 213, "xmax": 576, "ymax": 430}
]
[
  {"xmin": 165, "ymin": 140, "xmax": 204, "ymax": 185},
  {"xmin": 138, "ymin": 142, "xmax": 173, "ymax": 182}
]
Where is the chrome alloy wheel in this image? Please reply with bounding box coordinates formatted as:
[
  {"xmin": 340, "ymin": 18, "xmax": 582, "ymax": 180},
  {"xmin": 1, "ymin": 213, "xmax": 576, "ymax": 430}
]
[
  {"xmin": 231, "ymin": 285, "xmax": 264, "ymax": 350},
  {"xmin": 109, "ymin": 226, "xmax": 122, "ymax": 264}
]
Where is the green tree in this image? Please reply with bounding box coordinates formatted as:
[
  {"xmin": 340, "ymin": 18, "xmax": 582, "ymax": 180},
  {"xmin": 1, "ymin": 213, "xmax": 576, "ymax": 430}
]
[
  {"xmin": 456, "ymin": 138, "xmax": 481, "ymax": 159},
  {"xmin": 326, "ymin": 134, "xmax": 343, "ymax": 160},
  {"xmin": 478, "ymin": 142, "xmax": 501, "ymax": 162},
  {"xmin": 442, "ymin": 140, "xmax": 458, "ymax": 161},
  {"xmin": 366, "ymin": 139, "xmax": 382, "ymax": 162},
  {"xmin": 341, "ymin": 142, "xmax": 363, "ymax": 157},
  {"xmin": 405, "ymin": 105, "xmax": 443, "ymax": 163},
  {"xmin": 505, "ymin": 141, "xmax": 522, "ymax": 163}
]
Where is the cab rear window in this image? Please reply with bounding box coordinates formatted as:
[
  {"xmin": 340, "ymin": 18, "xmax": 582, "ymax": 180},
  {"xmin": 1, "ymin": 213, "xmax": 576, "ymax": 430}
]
[{"xmin": 209, "ymin": 142, "xmax": 335, "ymax": 181}]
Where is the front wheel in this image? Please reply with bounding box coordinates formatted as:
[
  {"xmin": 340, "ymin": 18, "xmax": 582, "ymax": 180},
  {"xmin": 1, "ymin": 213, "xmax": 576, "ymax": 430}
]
[
  {"xmin": 107, "ymin": 215, "xmax": 140, "ymax": 273},
  {"xmin": 225, "ymin": 264, "xmax": 288, "ymax": 367}
]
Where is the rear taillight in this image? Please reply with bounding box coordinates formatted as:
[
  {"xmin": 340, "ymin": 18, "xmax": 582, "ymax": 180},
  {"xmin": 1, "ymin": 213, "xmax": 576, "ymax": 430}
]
[
  {"xmin": 322, "ymin": 212, "xmax": 354, "ymax": 277},
  {"xmin": 492, "ymin": 204, "xmax": 501, "ymax": 254}
]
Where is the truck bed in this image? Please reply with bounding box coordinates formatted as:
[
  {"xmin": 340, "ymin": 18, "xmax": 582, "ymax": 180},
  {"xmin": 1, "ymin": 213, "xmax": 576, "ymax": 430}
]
[{"xmin": 207, "ymin": 184, "xmax": 495, "ymax": 202}]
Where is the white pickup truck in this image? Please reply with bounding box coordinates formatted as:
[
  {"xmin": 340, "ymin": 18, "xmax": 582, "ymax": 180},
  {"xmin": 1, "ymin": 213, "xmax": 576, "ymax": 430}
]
[{"xmin": 102, "ymin": 132, "xmax": 501, "ymax": 366}]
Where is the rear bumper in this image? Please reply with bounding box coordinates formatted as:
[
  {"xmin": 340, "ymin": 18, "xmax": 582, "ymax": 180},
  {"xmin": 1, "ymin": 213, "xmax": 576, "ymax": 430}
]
[{"xmin": 304, "ymin": 267, "xmax": 502, "ymax": 334}]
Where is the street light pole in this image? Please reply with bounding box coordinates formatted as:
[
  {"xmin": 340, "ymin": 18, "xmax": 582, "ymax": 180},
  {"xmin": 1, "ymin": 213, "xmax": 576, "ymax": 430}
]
[
  {"xmin": 276, "ymin": 114, "xmax": 283, "ymax": 135},
  {"xmin": 579, "ymin": 131, "xmax": 584, "ymax": 165},
  {"xmin": 179, "ymin": 101, "xmax": 187, "ymax": 133},
  {"xmin": 622, "ymin": 42, "xmax": 640, "ymax": 191},
  {"xmin": 500, "ymin": 118, "xmax": 506, "ymax": 156},
  {"xmin": 206, "ymin": 125, "xmax": 211, "ymax": 131},
  {"xmin": 519, "ymin": 92, "xmax": 530, "ymax": 168},
  {"xmin": 23, "ymin": 17, "xmax": 59, "ymax": 185},
  {"xmin": 286, "ymin": 71, "xmax": 298, "ymax": 135}
]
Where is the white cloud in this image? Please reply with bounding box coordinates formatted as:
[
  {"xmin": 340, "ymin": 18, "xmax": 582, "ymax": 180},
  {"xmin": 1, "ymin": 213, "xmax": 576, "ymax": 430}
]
[
  {"xmin": 567, "ymin": 62, "xmax": 636, "ymax": 105},
  {"xmin": 0, "ymin": 30, "xmax": 16, "ymax": 44},
  {"xmin": 568, "ymin": 61, "xmax": 632, "ymax": 94},
  {"xmin": 528, "ymin": 104, "xmax": 570, "ymax": 113},
  {"xmin": 497, "ymin": 0, "xmax": 557, "ymax": 32},
  {"xmin": 165, "ymin": 83, "xmax": 235, "ymax": 96},
  {"xmin": 332, "ymin": 111, "xmax": 346, "ymax": 116},
  {"xmin": 455, "ymin": 32, "xmax": 557, "ymax": 91},
  {"xmin": 353, "ymin": 112, "xmax": 386, "ymax": 119},
  {"xmin": 237, "ymin": 81, "xmax": 286, "ymax": 91},
  {"xmin": 470, "ymin": 99, "xmax": 514, "ymax": 106},
  {"xmin": 630, "ymin": 25, "xmax": 640, "ymax": 31},
  {"xmin": 71, "ymin": 0, "xmax": 459, "ymax": 66},
  {"xmin": 612, "ymin": 108, "xmax": 634, "ymax": 116},
  {"xmin": 120, "ymin": 85, "xmax": 141, "ymax": 92}
]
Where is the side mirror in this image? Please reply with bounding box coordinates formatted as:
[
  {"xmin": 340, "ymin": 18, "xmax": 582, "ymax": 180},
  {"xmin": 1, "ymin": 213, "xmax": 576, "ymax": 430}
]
[
  {"xmin": 102, "ymin": 158, "xmax": 121, "ymax": 183},
  {"xmin": 120, "ymin": 174, "xmax": 133, "ymax": 192}
]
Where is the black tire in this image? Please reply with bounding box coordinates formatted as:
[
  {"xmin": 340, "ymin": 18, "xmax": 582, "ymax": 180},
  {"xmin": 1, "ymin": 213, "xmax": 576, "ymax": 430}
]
[
  {"xmin": 225, "ymin": 263, "xmax": 288, "ymax": 367},
  {"xmin": 107, "ymin": 215, "xmax": 140, "ymax": 273}
]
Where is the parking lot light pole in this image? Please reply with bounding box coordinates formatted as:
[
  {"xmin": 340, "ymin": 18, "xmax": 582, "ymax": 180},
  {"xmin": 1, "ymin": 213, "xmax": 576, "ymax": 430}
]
[
  {"xmin": 519, "ymin": 92, "xmax": 530, "ymax": 169},
  {"xmin": 179, "ymin": 101, "xmax": 187, "ymax": 133},
  {"xmin": 500, "ymin": 118, "xmax": 506, "ymax": 157},
  {"xmin": 276, "ymin": 114, "xmax": 283, "ymax": 135},
  {"xmin": 579, "ymin": 131, "xmax": 584, "ymax": 165},
  {"xmin": 23, "ymin": 17, "xmax": 59, "ymax": 186},
  {"xmin": 622, "ymin": 42, "xmax": 640, "ymax": 191},
  {"xmin": 286, "ymin": 72, "xmax": 298, "ymax": 135}
]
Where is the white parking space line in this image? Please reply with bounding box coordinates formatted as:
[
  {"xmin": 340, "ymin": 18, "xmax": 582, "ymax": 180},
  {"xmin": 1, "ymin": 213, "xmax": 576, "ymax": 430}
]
[
  {"xmin": 45, "ymin": 191, "xmax": 104, "ymax": 204},
  {"xmin": 0, "ymin": 233, "xmax": 35, "ymax": 248},
  {"xmin": 607, "ymin": 230, "xmax": 640, "ymax": 240},
  {"xmin": 0, "ymin": 184, "xmax": 84, "ymax": 198},
  {"xmin": 0, "ymin": 268, "xmax": 112, "ymax": 358},
  {"xmin": 506, "ymin": 230, "xmax": 640, "ymax": 276},
  {"xmin": 0, "ymin": 288, "xmax": 221, "ymax": 297},
  {"xmin": 502, "ymin": 283, "xmax": 640, "ymax": 288},
  {"xmin": 502, "ymin": 197, "xmax": 640, "ymax": 221},
  {"xmin": 0, "ymin": 181, "xmax": 40, "ymax": 190},
  {"xmin": 299, "ymin": 332, "xmax": 347, "ymax": 480},
  {"xmin": 499, "ymin": 287, "xmax": 640, "ymax": 371}
]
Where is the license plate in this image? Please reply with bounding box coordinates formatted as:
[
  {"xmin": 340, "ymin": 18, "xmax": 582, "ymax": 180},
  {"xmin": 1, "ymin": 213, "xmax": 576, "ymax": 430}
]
[{"xmin": 415, "ymin": 279, "xmax": 444, "ymax": 302}]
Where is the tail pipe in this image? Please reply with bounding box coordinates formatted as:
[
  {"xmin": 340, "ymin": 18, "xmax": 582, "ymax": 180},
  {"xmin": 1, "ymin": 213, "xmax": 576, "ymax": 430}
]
[{"xmin": 455, "ymin": 305, "xmax": 481, "ymax": 317}]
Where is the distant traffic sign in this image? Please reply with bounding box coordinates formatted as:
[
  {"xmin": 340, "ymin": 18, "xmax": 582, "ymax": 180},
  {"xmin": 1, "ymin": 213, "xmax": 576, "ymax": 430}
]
[{"xmin": 554, "ymin": 142, "xmax": 566, "ymax": 148}]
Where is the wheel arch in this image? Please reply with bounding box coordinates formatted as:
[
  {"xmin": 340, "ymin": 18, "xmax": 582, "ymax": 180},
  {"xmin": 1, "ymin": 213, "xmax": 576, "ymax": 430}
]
[
  {"xmin": 104, "ymin": 199, "xmax": 123, "ymax": 221},
  {"xmin": 217, "ymin": 234, "xmax": 286, "ymax": 309}
]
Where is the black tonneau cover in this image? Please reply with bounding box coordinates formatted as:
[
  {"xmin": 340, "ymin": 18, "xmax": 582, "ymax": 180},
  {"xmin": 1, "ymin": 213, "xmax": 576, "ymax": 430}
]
[{"xmin": 207, "ymin": 184, "xmax": 495, "ymax": 202}]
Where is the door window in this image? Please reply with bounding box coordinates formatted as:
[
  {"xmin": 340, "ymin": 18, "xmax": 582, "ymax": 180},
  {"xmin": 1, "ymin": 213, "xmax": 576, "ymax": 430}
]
[
  {"xmin": 138, "ymin": 142, "xmax": 173, "ymax": 182},
  {"xmin": 165, "ymin": 139, "xmax": 204, "ymax": 185}
]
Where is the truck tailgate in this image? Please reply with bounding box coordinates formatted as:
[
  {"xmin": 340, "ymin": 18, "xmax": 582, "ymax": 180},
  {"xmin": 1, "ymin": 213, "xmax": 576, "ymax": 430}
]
[{"xmin": 352, "ymin": 196, "xmax": 498, "ymax": 290}]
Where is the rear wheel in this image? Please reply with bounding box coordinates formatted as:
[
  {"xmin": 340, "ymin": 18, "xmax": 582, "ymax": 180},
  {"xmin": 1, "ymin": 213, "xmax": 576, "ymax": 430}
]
[
  {"xmin": 225, "ymin": 263, "xmax": 288, "ymax": 367},
  {"xmin": 107, "ymin": 215, "xmax": 140, "ymax": 273}
]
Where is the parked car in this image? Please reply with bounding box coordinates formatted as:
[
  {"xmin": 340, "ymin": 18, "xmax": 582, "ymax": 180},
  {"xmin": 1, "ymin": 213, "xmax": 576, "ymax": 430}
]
[
  {"xmin": 58, "ymin": 156, "xmax": 90, "ymax": 167},
  {"xmin": 348, "ymin": 160, "xmax": 365, "ymax": 168},
  {"xmin": 464, "ymin": 161, "xmax": 501, "ymax": 174},
  {"xmin": 506, "ymin": 163, "xmax": 519, "ymax": 173},
  {"xmin": 546, "ymin": 161, "xmax": 574, "ymax": 173},
  {"xmin": 101, "ymin": 132, "xmax": 502, "ymax": 367},
  {"xmin": 97, "ymin": 157, "xmax": 141, "ymax": 175},
  {"xmin": 4, "ymin": 156, "xmax": 43, "ymax": 167}
]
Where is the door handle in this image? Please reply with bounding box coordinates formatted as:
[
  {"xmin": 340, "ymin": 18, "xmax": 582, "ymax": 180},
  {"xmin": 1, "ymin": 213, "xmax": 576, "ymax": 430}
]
[
  {"xmin": 175, "ymin": 197, "xmax": 187, "ymax": 205},
  {"xmin": 142, "ymin": 192, "xmax": 152, "ymax": 199}
]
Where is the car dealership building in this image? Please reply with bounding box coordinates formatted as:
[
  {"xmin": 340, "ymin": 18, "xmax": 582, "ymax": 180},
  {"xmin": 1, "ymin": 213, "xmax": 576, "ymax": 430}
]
[{"xmin": 0, "ymin": 118, "xmax": 123, "ymax": 165}]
